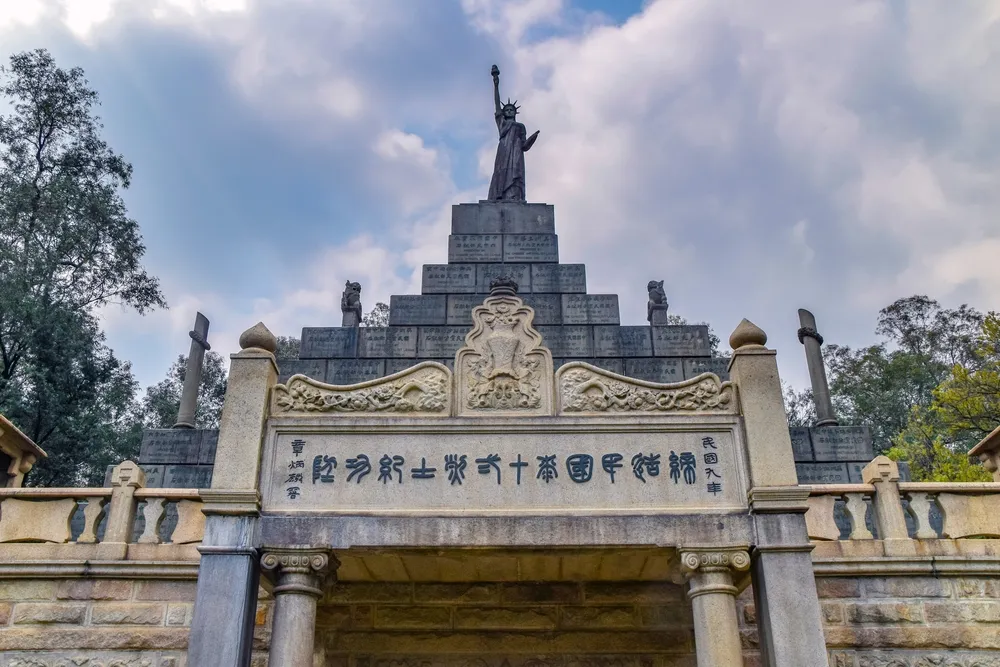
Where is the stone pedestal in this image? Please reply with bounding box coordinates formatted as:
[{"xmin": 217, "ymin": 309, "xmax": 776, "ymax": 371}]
[
  {"xmin": 648, "ymin": 304, "xmax": 670, "ymax": 325},
  {"xmin": 262, "ymin": 550, "xmax": 334, "ymax": 667},
  {"xmin": 680, "ymin": 548, "xmax": 749, "ymax": 667}
]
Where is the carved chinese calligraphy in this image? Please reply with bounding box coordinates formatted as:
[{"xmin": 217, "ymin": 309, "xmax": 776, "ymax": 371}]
[
  {"xmin": 556, "ymin": 362, "xmax": 737, "ymax": 415},
  {"xmin": 455, "ymin": 294, "xmax": 554, "ymax": 416},
  {"xmin": 271, "ymin": 362, "xmax": 451, "ymax": 416}
]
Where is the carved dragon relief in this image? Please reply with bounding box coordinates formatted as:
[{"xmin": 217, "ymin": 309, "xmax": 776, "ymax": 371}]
[
  {"xmin": 454, "ymin": 295, "xmax": 554, "ymax": 416},
  {"xmin": 556, "ymin": 362, "xmax": 737, "ymax": 415},
  {"xmin": 271, "ymin": 362, "xmax": 451, "ymax": 416}
]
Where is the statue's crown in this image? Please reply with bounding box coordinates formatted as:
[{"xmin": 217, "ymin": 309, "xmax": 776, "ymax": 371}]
[{"xmin": 489, "ymin": 275, "xmax": 519, "ymax": 297}]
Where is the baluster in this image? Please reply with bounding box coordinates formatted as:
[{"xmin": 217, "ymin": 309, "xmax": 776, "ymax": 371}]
[
  {"xmin": 906, "ymin": 492, "xmax": 938, "ymax": 539},
  {"xmin": 843, "ymin": 493, "xmax": 874, "ymax": 540},
  {"xmin": 138, "ymin": 498, "xmax": 166, "ymax": 544},
  {"xmin": 76, "ymin": 497, "xmax": 107, "ymax": 544}
]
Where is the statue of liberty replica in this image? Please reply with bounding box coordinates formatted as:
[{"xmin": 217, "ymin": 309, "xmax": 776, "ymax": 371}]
[{"xmin": 488, "ymin": 64, "xmax": 540, "ymax": 202}]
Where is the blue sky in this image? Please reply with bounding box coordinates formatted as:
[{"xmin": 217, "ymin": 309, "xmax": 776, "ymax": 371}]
[{"xmin": 1, "ymin": 0, "xmax": 999, "ymax": 394}]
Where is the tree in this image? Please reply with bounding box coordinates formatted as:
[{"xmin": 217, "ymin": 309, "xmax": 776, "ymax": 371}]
[
  {"xmin": 138, "ymin": 352, "xmax": 228, "ymax": 429},
  {"xmin": 0, "ymin": 50, "xmax": 164, "ymax": 484},
  {"xmin": 275, "ymin": 336, "xmax": 300, "ymax": 360},
  {"xmin": 362, "ymin": 302, "xmax": 390, "ymax": 327}
]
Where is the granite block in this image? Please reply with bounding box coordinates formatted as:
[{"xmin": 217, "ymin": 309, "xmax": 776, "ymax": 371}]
[
  {"xmin": 140, "ymin": 430, "xmax": 202, "ymax": 465},
  {"xmin": 589, "ymin": 358, "xmax": 625, "ymax": 375},
  {"xmin": 476, "ymin": 264, "xmax": 531, "ymax": 293},
  {"xmin": 358, "ymin": 327, "xmax": 418, "ymax": 358},
  {"xmin": 536, "ymin": 325, "xmax": 594, "ymax": 357},
  {"xmin": 810, "ymin": 426, "xmax": 875, "ymax": 462},
  {"xmin": 682, "ymin": 357, "xmax": 731, "ymax": 381},
  {"xmin": 449, "ymin": 234, "xmax": 503, "ymax": 263},
  {"xmin": 561, "ymin": 294, "xmax": 620, "ymax": 325},
  {"xmin": 277, "ymin": 359, "xmax": 328, "ymax": 384},
  {"xmin": 847, "ymin": 462, "xmax": 866, "ymax": 484},
  {"xmin": 521, "ymin": 294, "xmax": 562, "ymax": 325},
  {"xmin": 163, "ymin": 465, "xmax": 214, "ymax": 489},
  {"xmin": 503, "ymin": 234, "xmax": 559, "ymax": 262},
  {"xmin": 389, "ymin": 295, "xmax": 447, "ymax": 325},
  {"xmin": 198, "ymin": 430, "xmax": 218, "ymax": 465},
  {"xmin": 452, "ymin": 202, "xmax": 555, "ymax": 234},
  {"xmin": 795, "ymin": 462, "xmax": 850, "ymax": 484},
  {"xmin": 385, "ymin": 359, "xmax": 420, "ymax": 376},
  {"xmin": 531, "ymin": 264, "xmax": 586, "ymax": 293},
  {"xmin": 417, "ymin": 326, "xmax": 469, "ymax": 358},
  {"xmin": 326, "ymin": 359, "xmax": 386, "ymax": 386},
  {"xmin": 300, "ymin": 327, "xmax": 357, "ymax": 359},
  {"xmin": 624, "ymin": 358, "xmax": 683, "ymax": 384},
  {"xmin": 139, "ymin": 465, "xmax": 165, "ymax": 488},
  {"xmin": 447, "ymin": 294, "xmax": 485, "ymax": 325},
  {"xmin": 422, "ymin": 264, "xmax": 476, "ymax": 294},
  {"xmin": 789, "ymin": 427, "xmax": 814, "ymax": 462},
  {"xmin": 593, "ymin": 325, "xmax": 652, "ymax": 357},
  {"xmin": 651, "ymin": 325, "xmax": 711, "ymax": 357}
]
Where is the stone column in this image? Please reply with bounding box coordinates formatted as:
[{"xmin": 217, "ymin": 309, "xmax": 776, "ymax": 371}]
[
  {"xmin": 96, "ymin": 461, "xmax": 145, "ymax": 560},
  {"xmin": 262, "ymin": 550, "xmax": 335, "ymax": 667},
  {"xmin": 679, "ymin": 548, "xmax": 750, "ymax": 667},
  {"xmin": 175, "ymin": 312, "xmax": 211, "ymax": 429},
  {"xmin": 797, "ymin": 309, "xmax": 838, "ymax": 427}
]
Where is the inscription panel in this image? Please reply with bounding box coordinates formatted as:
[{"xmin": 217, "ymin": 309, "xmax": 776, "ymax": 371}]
[
  {"xmin": 476, "ymin": 264, "xmax": 532, "ymax": 293},
  {"xmin": 503, "ymin": 234, "xmax": 559, "ymax": 262},
  {"xmin": 447, "ymin": 295, "xmax": 485, "ymax": 326},
  {"xmin": 163, "ymin": 465, "xmax": 214, "ymax": 489},
  {"xmin": 789, "ymin": 427, "xmax": 814, "ymax": 462},
  {"xmin": 140, "ymin": 430, "xmax": 201, "ymax": 465},
  {"xmin": 326, "ymin": 359, "xmax": 386, "ymax": 386},
  {"xmin": 624, "ymin": 358, "xmax": 683, "ymax": 384},
  {"xmin": 449, "ymin": 235, "xmax": 502, "ymax": 263},
  {"xmin": 652, "ymin": 326, "xmax": 711, "ymax": 357},
  {"xmin": 389, "ymin": 295, "xmax": 447, "ymax": 326},
  {"xmin": 531, "ymin": 264, "xmax": 586, "ymax": 293},
  {"xmin": 562, "ymin": 295, "xmax": 621, "ymax": 325},
  {"xmin": 795, "ymin": 462, "xmax": 850, "ymax": 484},
  {"xmin": 811, "ymin": 426, "xmax": 875, "ymax": 462},
  {"xmin": 422, "ymin": 264, "xmax": 476, "ymax": 294},
  {"xmin": 536, "ymin": 325, "xmax": 594, "ymax": 358},
  {"xmin": 418, "ymin": 326, "xmax": 469, "ymax": 358},
  {"xmin": 682, "ymin": 358, "xmax": 730, "ymax": 381},
  {"xmin": 300, "ymin": 328, "xmax": 358, "ymax": 359},
  {"xmin": 452, "ymin": 202, "xmax": 555, "ymax": 234},
  {"xmin": 594, "ymin": 326, "xmax": 652, "ymax": 357},
  {"xmin": 278, "ymin": 359, "xmax": 328, "ymax": 385},
  {"xmin": 521, "ymin": 294, "xmax": 562, "ymax": 325},
  {"xmin": 358, "ymin": 327, "xmax": 418, "ymax": 358},
  {"xmin": 264, "ymin": 426, "xmax": 746, "ymax": 512}
]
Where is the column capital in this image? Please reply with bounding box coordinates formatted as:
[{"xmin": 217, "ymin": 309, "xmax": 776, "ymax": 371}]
[
  {"xmin": 679, "ymin": 547, "xmax": 751, "ymax": 576},
  {"xmin": 261, "ymin": 549, "xmax": 338, "ymax": 598}
]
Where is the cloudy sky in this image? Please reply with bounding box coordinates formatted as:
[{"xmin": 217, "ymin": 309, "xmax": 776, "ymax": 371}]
[{"xmin": 2, "ymin": 0, "xmax": 998, "ymax": 392}]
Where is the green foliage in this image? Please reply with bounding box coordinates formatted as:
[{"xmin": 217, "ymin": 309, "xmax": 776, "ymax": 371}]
[
  {"xmin": 138, "ymin": 352, "xmax": 228, "ymax": 429},
  {"xmin": 362, "ymin": 302, "xmax": 390, "ymax": 328},
  {"xmin": 274, "ymin": 336, "xmax": 301, "ymax": 360},
  {"xmin": 886, "ymin": 409, "xmax": 991, "ymax": 482},
  {"xmin": 0, "ymin": 50, "xmax": 164, "ymax": 485}
]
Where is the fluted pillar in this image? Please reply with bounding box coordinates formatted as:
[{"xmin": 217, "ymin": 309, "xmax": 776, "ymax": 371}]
[
  {"xmin": 680, "ymin": 547, "xmax": 750, "ymax": 667},
  {"xmin": 262, "ymin": 550, "xmax": 334, "ymax": 667}
]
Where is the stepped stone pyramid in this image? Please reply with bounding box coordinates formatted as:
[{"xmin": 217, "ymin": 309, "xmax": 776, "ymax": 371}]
[{"xmin": 280, "ymin": 201, "xmax": 730, "ymax": 385}]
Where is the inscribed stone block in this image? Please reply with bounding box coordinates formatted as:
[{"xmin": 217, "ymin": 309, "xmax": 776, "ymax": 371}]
[
  {"xmin": 795, "ymin": 462, "xmax": 850, "ymax": 484},
  {"xmin": 421, "ymin": 264, "xmax": 477, "ymax": 293},
  {"xmin": 163, "ymin": 465, "xmax": 214, "ymax": 489},
  {"xmin": 624, "ymin": 358, "xmax": 683, "ymax": 384},
  {"xmin": 789, "ymin": 427, "xmax": 814, "ymax": 462},
  {"xmin": 385, "ymin": 359, "xmax": 419, "ymax": 376},
  {"xmin": 810, "ymin": 426, "xmax": 875, "ymax": 462},
  {"xmin": 198, "ymin": 430, "xmax": 219, "ymax": 465},
  {"xmin": 476, "ymin": 264, "xmax": 531, "ymax": 293},
  {"xmin": 521, "ymin": 294, "xmax": 562, "ymax": 325},
  {"xmin": 536, "ymin": 326, "xmax": 593, "ymax": 358},
  {"xmin": 448, "ymin": 234, "xmax": 502, "ymax": 263},
  {"xmin": 358, "ymin": 327, "xmax": 418, "ymax": 358},
  {"xmin": 452, "ymin": 202, "xmax": 555, "ymax": 234},
  {"xmin": 531, "ymin": 264, "xmax": 586, "ymax": 293},
  {"xmin": 139, "ymin": 465, "xmax": 165, "ymax": 488},
  {"xmin": 389, "ymin": 295, "xmax": 447, "ymax": 325},
  {"xmin": 277, "ymin": 359, "xmax": 328, "ymax": 384},
  {"xmin": 447, "ymin": 295, "xmax": 485, "ymax": 326},
  {"xmin": 651, "ymin": 325, "xmax": 711, "ymax": 357},
  {"xmin": 589, "ymin": 358, "xmax": 625, "ymax": 375},
  {"xmin": 593, "ymin": 326, "xmax": 652, "ymax": 357},
  {"xmin": 417, "ymin": 327, "xmax": 469, "ymax": 358},
  {"xmin": 682, "ymin": 357, "xmax": 731, "ymax": 381},
  {"xmin": 140, "ymin": 430, "xmax": 201, "ymax": 465},
  {"xmin": 847, "ymin": 462, "xmax": 866, "ymax": 484},
  {"xmin": 326, "ymin": 359, "xmax": 386, "ymax": 386},
  {"xmin": 503, "ymin": 234, "xmax": 559, "ymax": 262},
  {"xmin": 300, "ymin": 327, "xmax": 357, "ymax": 359},
  {"xmin": 562, "ymin": 294, "xmax": 620, "ymax": 325}
]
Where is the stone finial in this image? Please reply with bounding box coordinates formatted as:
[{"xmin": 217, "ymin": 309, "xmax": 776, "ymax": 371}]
[
  {"xmin": 729, "ymin": 318, "xmax": 767, "ymax": 350},
  {"xmin": 489, "ymin": 275, "xmax": 519, "ymax": 297},
  {"xmin": 239, "ymin": 322, "xmax": 277, "ymax": 353},
  {"xmin": 862, "ymin": 455, "xmax": 900, "ymax": 484},
  {"xmin": 110, "ymin": 460, "xmax": 146, "ymax": 488}
]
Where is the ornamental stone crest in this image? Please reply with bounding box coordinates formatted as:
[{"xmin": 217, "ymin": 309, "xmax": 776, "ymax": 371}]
[
  {"xmin": 455, "ymin": 294, "xmax": 553, "ymax": 416},
  {"xmin": 556, "ymin": 362, "xmax": 737, "ymax": 415},
  {"xmin": 271, "ymin": 362, "xmax": 451, "ymax": 416}
]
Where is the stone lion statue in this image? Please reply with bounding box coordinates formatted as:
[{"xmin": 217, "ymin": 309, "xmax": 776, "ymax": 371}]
[
  {"xmin": 647, "ymin": 280, "xmax": 667, "ymax": 322},
  {"xmin": 341, "ymin": 281, "xmax": 362, "ymax": 321}
]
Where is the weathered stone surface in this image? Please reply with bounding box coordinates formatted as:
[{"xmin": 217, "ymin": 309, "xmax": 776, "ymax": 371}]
[
  {"xmin": 503, "ymin": 234, "xmax": 559, "ymax": 262},
  {"xmin": 452, "ymin": 202, "xmax": 555, "ymax": 234},
  {"xmin": 417, "ymin": 326, "xmax": 469, "ymax": 358},
  {"xmin": 384, "ymin": 358, "xmax": 419, "ymax": 376},
  {"xmin": 277, "ymin": 358, "xmax": 327, "ymax": 384},
  {"xmin": 562, "ymin": 294, "xmax": 620, "ymax": 325},
  {"xmin": 139, "ymin": 429, "xmax": 201, "ymax": 464},
  {"xmin": 795, "ymin": 462, "xmax": 850, "ymax": 484},
  {"xmin": 454, "ymin": 606, "xmax": 558, "ymax": 629},
  {"xmin": 531, "ymin": 264, "xmax": 586, "ymax": 293},
  {"xmin": 0, "ymin": 581, "xmax": 57, "ymax": 601},
  {"xmin": 163, "ymin": 465, "xmax": 213, "ymax": 488},
  {"xmin": 134, "ymin": 581, "xmax": 198, "ymax": 602},
  {"xmin": 12, "ymin": 602, "xmax": 86, "ymax": 624},
  {"xmin": 389, "ymin": 295, "xmax": 447, "ymax": 326},
  {"xmin": 300, "ymin": 327, "xmax": 357, "ymax": 359},
  {"xmin": 536, "ymin": 325, "xmax": 594, "ymax": 357},
  {"xmin": 651, "ymin": 325, "xmax": 711, "ymax": 357},
  {"xmin": 811, "ymin": 426, "xmax": 875, "ymax": 462},
  {"xmin": 593, "ymin": 326, "xmax": 652, "ymax": 357},
  {"xmin": 521, "ymin": 294, "xmax": 562, "ymax": 325},
  {"xmin": 476, "ymin": 264, "xmax": 531, "ymax": 293},
  {"xmin": 375, "ymin": 605, "xmax": 452, "ymax": 629},
  {"xmin": 845, "ymin": 601, "xmax": 923, "ymax": 624},
  {"xmin": 358, "ymin": 327, "xmax": 418, "ymax": 358},
  {"xmin": 326, "ymin": 359, "xmax": 386, "ymax": 385},
  {"xmin": 139, "ymin": 464, "xmax": 165, "ymax": 487},
  {"xmin": 789, "ymin": 427, "xmax": 813, "ymax": 462},
  {"xmin": 91, "ymin": 602, "xmax": 166, "ymax": 625},
  {"xmin": 561, "ymin": 606, "xmax": 638, "ymax": 628},
  {"xmin": 624, "ymin": 358, "xmax": 683, "ymax": 384},
  {"xmin": 57, "ymin": 580, "xmax": 133, "ymax": 601},
  {"xmin": 447, "ymin": 295, "xmax": 486, "ymax": 326},
  {"xmin": 0, "ymin": 498, "xmax": 75, "ymax": 543},
  {"xmin": 414, "ymin": 583, "xmax": 499, "ymax": 604},
  {"xmin": 449, "ymin": 234, "xmax": 503, "ymax": 262},
  {"xmin": 422, "ymin": 264, "xmax": 477, "ymax": 293},
  {"xmin": 562, "ymin": 358, "xmax": 626, "ymax": 375},
  {"xmin": 682, "ymin": 357, "xmax": 730, "ymax": 381}
]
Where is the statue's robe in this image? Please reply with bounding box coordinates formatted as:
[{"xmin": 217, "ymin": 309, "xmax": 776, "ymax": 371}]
[{"xmin": 488, "ymin": 115, "xmax": 527, "ymax": 202}]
